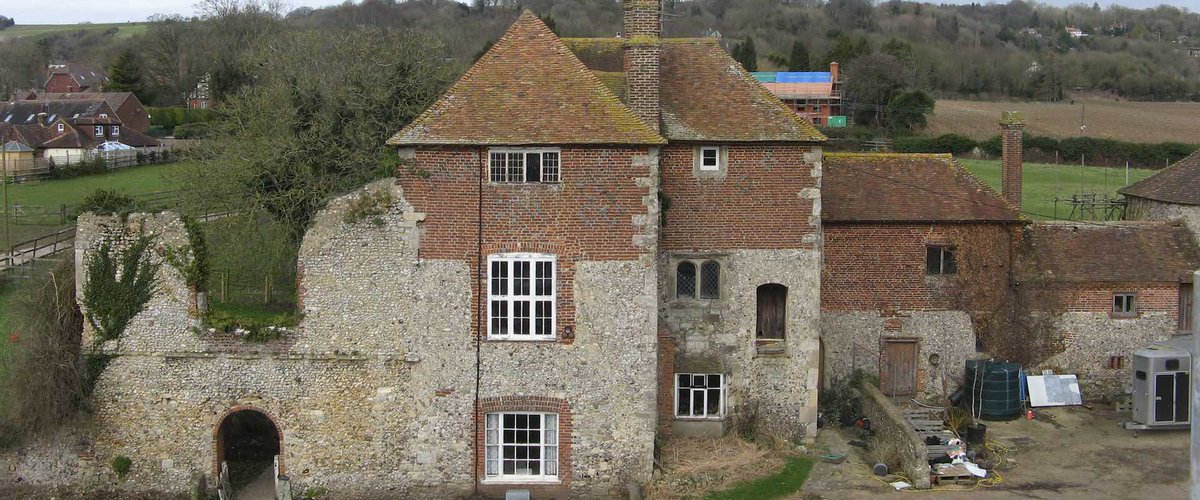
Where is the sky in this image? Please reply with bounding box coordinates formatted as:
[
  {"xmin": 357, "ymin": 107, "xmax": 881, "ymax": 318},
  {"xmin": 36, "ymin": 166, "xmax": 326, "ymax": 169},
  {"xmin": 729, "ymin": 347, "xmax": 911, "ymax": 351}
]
[{"xmin": 3, "ymin": 0, "xmax": 1194, "ymax": 25}]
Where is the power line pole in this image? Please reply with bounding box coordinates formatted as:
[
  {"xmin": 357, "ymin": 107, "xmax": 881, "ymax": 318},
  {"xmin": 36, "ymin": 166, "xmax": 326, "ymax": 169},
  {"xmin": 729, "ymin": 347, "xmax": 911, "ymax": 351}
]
[{"xmin": 2, "ymin": 141, "xmax": 8, "ymax": 252}]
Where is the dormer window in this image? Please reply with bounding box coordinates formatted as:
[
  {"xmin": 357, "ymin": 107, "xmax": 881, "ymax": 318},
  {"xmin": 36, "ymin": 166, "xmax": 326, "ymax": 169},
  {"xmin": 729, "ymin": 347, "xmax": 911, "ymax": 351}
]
[
  {"xmin": 489, "ymin": 148, "xmax": 561, "ymax": 184},
  {"xmin": 99, "ymin": 113, "xmax": 108, "ymax": 119},
  {"xmin": 56, "ymin": 123, "xmax": 64, "ymax": 133},
  {"xmin": 112, "ymin": 126, "xmax": 120, "ymax": 136},
  {"xmin": 93, "ymin": 126, "xmax": 103, "ymax": 137}
]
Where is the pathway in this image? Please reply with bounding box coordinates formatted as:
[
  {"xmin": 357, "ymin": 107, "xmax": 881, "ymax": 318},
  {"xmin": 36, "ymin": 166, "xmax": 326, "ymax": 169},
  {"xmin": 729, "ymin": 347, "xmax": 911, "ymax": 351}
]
[{"xmin": 235, "ymin": 467, "xmax": 276, "ymax": 500}]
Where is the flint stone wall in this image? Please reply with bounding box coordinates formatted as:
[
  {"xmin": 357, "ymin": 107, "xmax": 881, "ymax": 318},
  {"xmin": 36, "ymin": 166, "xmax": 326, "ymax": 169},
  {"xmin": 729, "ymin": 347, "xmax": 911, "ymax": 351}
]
[
  {"xmin": 1127, "ymin": 197, "xmax": 1200, "ymax": 245},
  {"xmin": 659, "ymin": 248, "xmax": 822, "ymax": 441},
  {"xmin": 67, "ymin": 179, "xmax": 657, "ymax": 498},
  {"xmin": 821, "ymin": 310, "xmax": 976, "ymax": 400},
  {"xmin": 1042, "ymin": 312, "xmax": 1176, "ymax": 399}
]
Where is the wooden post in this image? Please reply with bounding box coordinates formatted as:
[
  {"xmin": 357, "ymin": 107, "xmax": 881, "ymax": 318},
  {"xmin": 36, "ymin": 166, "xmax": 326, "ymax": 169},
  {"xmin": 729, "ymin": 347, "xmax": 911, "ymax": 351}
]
[
  {"xmin": 59, "ymin": 204, "xmax": 67, "ymax": 225},
  {"xmin": 220, "ymin": 272, "xmax": 228, "ymax": 303},
  {"xmin": 263, "ymin": 274, "xmax": 271, "ymax": 304}
]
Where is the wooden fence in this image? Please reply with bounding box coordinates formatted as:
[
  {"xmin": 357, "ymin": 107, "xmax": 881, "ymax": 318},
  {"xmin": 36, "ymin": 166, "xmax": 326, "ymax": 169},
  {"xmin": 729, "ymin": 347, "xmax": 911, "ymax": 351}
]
[
  {"xmin": 1, "ymin": 145, "xmax": 176, "ymax": 183},
  {"xmin": 212, "ymin": 270, "xmax": 297, "ymax": 306}
]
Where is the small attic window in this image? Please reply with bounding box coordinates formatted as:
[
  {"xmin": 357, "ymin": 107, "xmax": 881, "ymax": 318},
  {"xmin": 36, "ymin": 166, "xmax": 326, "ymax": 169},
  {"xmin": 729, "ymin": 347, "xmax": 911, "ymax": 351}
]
[
  {"xmin": 57, "ymin": 123, "xmax": 64, "ymax": 132},
  {"xmin": 700, "ymin": 147, "xmax": 719, "ymax": 170}
]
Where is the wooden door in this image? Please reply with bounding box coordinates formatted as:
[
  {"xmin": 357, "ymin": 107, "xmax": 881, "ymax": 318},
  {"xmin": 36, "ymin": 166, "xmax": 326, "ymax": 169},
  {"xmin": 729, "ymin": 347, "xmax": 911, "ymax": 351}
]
[
  {"xmin": 1180, "ymin": 283, "xmax": 1193, "ymax": 332},
  {"xmin": 881, "ymin": 340, "xmax": 918, "ymax": 396}
]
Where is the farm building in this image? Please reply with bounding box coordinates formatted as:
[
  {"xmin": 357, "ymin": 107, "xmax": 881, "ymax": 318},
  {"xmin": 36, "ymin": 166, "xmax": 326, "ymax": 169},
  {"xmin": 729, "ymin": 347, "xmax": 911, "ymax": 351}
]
[{"xmin": 1121, "ymin": 150, "xmax": 1200, "ymax": 244}]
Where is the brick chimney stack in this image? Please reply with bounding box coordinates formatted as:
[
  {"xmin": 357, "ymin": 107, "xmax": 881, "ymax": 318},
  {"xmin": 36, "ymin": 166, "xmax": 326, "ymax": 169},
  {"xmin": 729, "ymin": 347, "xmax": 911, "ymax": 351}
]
[
  {"xmin": 623, "ymin": 0, "xmax": 661, "ymax": 132},
  {"xmin": 1000, "ymin": 111, "xmax": 1025, "ymax": 211}
]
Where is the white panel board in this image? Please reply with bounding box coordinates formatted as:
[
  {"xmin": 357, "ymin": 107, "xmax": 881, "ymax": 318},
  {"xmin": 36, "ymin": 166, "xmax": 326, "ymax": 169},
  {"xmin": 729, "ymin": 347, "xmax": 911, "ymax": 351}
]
[{"xmin": 1027, "ymin": 374, "xmax": 1083, "ymax": 407}]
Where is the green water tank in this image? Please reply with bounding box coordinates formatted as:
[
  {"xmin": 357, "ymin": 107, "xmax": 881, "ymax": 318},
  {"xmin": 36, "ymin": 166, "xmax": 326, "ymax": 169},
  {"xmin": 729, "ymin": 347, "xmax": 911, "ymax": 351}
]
[
  {"xmin": 827, "ymin": 116, "xmax": 848, "ymax": 127},
  {"xmin": 964, "ymin": 360, "xmax": 1023, "ymax": 421}
]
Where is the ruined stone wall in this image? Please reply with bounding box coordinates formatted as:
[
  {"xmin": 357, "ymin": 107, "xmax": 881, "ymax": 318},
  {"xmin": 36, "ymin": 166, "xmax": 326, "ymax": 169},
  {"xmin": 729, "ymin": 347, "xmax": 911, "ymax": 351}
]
[
  {"xmin": 1127, "ymin": 197, "xmax": 1200, "ymax": 245},
  {"xmin": 820, "ymin": 311, "xmax": 976, "ymax": 400},
  {"xmin": 71, "ymin": 176, "xmax": 659, "ymax": 498}
]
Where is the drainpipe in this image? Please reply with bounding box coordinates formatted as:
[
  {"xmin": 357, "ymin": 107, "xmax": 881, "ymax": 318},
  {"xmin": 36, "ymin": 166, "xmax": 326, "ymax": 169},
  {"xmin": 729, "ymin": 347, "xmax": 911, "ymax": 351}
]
[{"xmin": 473, "ymin": 146, "xmax": 485, "ymax": 494}]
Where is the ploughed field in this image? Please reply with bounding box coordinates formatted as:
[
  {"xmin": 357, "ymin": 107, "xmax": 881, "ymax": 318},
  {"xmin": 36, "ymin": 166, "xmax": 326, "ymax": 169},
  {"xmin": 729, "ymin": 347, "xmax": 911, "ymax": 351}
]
[{"xmin": 928, "ymin": 99, "xmax": 1200, "ymax": 144}]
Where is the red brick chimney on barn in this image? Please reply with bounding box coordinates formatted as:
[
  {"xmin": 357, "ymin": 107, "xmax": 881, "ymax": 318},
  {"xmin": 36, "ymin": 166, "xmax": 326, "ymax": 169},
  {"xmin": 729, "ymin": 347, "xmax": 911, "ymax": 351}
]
[
  {"xmin": 1000, "ymin": 111, "xmax": 1025, "ymax": 212},
  {"xmin": 623, "ymin": 0, "xmax": 661, "ymax": 132}
]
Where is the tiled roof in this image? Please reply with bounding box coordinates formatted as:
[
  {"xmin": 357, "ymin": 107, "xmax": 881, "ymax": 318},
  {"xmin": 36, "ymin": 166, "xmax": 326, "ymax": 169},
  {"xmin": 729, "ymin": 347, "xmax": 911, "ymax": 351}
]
[
  {"xmin": 387, "ymin": 11, "xmax": 663, "ymax": 146},
  {"xmin": 823, "ymin": 153, "xmax": 1021, "ymax": 223},
  {"xmin": 1018, "ymin": 221, "xmax": 1200, "ymax": 283},
  {"xmin": 564, "ymin": 38, "xmax": 826, "ymax": 143},
  {"xmin": 1, "ymin": 100, "xmax": 115, "ymax": 126},
  {"xmin": 1118, "ymin": 150, "xmax": 1200, "ymax": 205},
  {"xmin": 33, "ymin": 92, "xmax": 137, "ymax": 113},
  {"xmin": 47, "ymin": 63, "xmax": 108, "ymax": 87}
]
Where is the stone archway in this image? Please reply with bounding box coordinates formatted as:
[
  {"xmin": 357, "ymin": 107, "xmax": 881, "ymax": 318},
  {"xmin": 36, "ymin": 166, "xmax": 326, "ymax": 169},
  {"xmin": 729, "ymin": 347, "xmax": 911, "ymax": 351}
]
[{"xmin": 213, "ymin": 406, "xmax": 283, "ymax": 496}]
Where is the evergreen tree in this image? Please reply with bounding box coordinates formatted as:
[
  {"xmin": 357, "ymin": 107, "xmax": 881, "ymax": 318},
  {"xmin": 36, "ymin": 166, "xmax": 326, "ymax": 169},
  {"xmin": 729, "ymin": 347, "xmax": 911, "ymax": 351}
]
[
  {"xmin": 107, "ymin": 49, "xmax": 144, "ymax": 97},
  {"xmin": 733, "ymin": 38, "xmax": 758, "ymax": 72},
  {"xmin": 787, "ymin": 40, "xmax": 810, "ymax": 71}
]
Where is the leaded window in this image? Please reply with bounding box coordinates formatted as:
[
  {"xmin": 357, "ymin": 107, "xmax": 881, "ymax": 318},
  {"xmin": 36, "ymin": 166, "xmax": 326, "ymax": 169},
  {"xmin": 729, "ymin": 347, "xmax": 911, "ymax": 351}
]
[
  {"xmin": 675, "ymin": 259, "xmax": 721, "ymax": 300},
  {"xmin": 676, "ymin": 262, "xmax": 696, "ymax": 298}
]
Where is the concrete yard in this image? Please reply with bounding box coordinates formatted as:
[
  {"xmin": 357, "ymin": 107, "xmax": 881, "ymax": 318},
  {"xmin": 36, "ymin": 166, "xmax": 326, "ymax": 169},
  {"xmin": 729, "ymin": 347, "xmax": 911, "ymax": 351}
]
[{"xmin": 803, "ymin": 406, "xmax": 1189, "ymax": 499}]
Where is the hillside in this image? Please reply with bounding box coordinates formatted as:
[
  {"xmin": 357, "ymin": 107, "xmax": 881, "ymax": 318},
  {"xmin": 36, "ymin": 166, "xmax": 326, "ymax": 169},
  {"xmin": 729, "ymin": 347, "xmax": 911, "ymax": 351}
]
[
  {"xmin": 0, "ymin": 22, "xmax": 147, "ymax": 42},
  {"xmin": 928, "ymin": 99, "xmax": 1200, "ymax": 143}
]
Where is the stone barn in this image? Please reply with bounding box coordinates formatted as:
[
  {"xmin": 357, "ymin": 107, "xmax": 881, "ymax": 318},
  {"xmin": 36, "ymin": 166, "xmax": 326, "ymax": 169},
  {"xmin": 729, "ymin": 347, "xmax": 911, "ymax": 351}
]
[{"xmin": 1121, "ymin": 149, "xmax": 1200, "ymax": 243}]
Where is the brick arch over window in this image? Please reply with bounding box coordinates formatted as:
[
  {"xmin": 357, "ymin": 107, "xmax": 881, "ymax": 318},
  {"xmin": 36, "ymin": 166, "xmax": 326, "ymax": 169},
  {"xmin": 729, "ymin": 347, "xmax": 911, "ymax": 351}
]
[
  {"xmin": 476, "ymin": 396, "xmax": 573, "ymax": 490},
  {"xmin": 212, "ymin": 405, "xmax": 285, "ymax": 478}
]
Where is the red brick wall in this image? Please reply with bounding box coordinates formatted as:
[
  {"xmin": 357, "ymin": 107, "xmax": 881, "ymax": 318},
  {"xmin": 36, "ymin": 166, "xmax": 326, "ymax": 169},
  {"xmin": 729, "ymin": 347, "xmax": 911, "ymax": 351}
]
[
  {"xmin": 397, "ymin": 146, "xmax": 653, "ymax": 341},
  {"xmin": 475, "ymin": 396, "xmax": 573, "ymax": 498},
  {"xmin": 659, "ymin": 143, "xmax": 816, "ymax": 251},
  {"xmin": 656, "ymin": 328, "xmax": 676, "ymax": 436},
  {"xmin": 821, "ymin": 223, "xmax": 1014, "ymax": 312},
  {"xmin": 1053, "ymin": 282, "xmax": 1180, "ymax": 316},
  {"xmin": 116, "ymin": 97, "xmax": 150, "ymax": 133},
  {"xmin": 1001, "ymin": 121, "xmax": 1024, "ymax": 211}
]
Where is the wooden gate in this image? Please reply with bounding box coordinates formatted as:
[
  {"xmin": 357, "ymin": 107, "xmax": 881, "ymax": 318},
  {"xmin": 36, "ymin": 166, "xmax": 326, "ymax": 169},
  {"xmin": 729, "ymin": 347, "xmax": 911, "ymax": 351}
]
[{"xmin": 881, "ymin": 340, "xmax": 918, "ymax": 396}]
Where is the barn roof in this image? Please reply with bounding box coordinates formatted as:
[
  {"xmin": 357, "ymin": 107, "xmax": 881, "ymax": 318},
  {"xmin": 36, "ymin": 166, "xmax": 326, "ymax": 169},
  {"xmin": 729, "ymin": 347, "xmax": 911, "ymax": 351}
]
[
  {"xmin": 1018, "ymin": 221, "xmax": 1200, "ymax": 283},
  {"xmin": 1118, "ymin": 150, "xmax": 1200, "ymax": 206},
  {"xmin": 822, "ymin": 153, "xmax": 1021, "ymax": 223}
]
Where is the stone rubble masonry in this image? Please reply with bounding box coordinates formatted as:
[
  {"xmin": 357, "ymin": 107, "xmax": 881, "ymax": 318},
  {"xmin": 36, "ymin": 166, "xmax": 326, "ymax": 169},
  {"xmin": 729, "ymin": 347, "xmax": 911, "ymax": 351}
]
[
  {"xmin": 1040, "ymin": 282, "xmax": 1182, "ymax": 399},
  {"xmin": 1000, "ymin": 110, "xmax": 1024, "ymax": 212},
  {"xmin": 857, "ymin": 383, "xmax": 931, "ymax": 489},
  {"xmin": 1126, "ymin": 197, "xmax": 1200, "ymax": 246},
  {"xmin": 75, "ymin": 212, "xmax": 200, "ymax": 351},
  {"xmin": 821, "ymin": 311, "xmax": 975, "ymax": 400}
]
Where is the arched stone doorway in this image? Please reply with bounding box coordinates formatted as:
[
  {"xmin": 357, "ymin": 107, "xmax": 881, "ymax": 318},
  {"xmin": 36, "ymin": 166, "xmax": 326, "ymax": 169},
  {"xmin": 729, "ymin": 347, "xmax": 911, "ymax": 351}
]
[{"xmin": 213, "ymin": 406, "xmax": 283, "ymax": 495}]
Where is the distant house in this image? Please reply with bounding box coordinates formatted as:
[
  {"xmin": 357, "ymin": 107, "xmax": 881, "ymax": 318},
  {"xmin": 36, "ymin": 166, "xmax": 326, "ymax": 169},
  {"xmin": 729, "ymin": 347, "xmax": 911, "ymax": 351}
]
[
  {"xmin": 1020, "ymin": 27, "xmax": 1042, "ymax": 38},
  {"xmin": 188, "ymin": 74, "xmax": 211, "ymax": 109},
  {"xmin": 1120, "ymin": 150, "xmax": 1200, "ymax": 242},
  {"xmin": 0, "ymin": 99, "xmax": 158, "ymax": 165},
  {"xmin": 1065, "ymin": 26, "xmax": 1088, "ymax": 38},
  {"xmin": 1188, "ymin": 47, "xmax": 1200, "ymax": 58},
  {"xmin": 44, "ymin": 63, "xmax": 109, "ymax": 93},
  {"xmin": 752, "ymin": 62, "xmax": 844, "ymax": 127},
  {"xmin": 24, "ymin": 91, "xmax": 151, "ymax": 133}
]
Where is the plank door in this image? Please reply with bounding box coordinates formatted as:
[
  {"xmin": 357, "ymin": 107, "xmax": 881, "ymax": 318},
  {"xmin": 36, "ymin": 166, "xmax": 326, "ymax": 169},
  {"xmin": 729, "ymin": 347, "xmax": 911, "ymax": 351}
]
[{"xmin": 881, "ymin": 340, "xmax": 918, "ymax": 396}]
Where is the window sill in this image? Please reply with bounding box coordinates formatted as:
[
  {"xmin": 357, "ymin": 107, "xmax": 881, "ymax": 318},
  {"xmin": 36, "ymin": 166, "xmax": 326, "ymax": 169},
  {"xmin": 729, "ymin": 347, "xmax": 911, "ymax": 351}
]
[
  {"xmin": 481, "ymin": 477, "xmax": 562, "ymax": 485},
  {"xmin": 675, "ymin": 416, "xmax": 725, "ymax": 421},
  {"xmin": 485, "ymin": 337, "xmax": 560, "ymax": 343}
]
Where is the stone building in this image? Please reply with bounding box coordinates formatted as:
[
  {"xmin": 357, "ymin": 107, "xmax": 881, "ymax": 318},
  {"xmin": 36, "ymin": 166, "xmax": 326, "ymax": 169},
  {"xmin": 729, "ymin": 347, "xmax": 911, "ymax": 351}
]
[
  {"xmin": 820, "ymin": 153, "xmax": 1020, "ymax": 399},
  {"xmin": 1121, "ymin": 150, "xmax": 1200, "ymax": 243},
  {"xmin": 1016, "ymin": 221, "xmax": 1200, "ymax": 397}
]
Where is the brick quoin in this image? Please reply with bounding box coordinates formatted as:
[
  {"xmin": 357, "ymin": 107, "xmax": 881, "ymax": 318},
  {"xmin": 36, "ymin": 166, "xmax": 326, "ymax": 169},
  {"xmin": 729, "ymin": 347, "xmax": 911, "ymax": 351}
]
[
  {"xmin": 475, "ymin": 396, "xmax": 574, "ymax": 498},
  {"xmin": 659, "ymin": 144, "xmax": 817, "ymax": 251},
  {"xmin": 211, "ymin": 405, "xmax": 285, "ymax": 478},
  {"xmin": 821, "ymin": 224, "xmax": 1013, "ymax": 312},
  {"xmin": 397, "ymin": 146, "xmax": 654, "ymax": 342}
]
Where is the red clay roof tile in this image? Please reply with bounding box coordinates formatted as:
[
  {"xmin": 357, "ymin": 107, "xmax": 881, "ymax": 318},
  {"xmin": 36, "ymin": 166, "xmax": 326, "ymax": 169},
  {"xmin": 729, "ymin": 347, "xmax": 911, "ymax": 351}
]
[{"xmin": 1118, "ymin": 150, "xmax": 1200, "ymax": 206}]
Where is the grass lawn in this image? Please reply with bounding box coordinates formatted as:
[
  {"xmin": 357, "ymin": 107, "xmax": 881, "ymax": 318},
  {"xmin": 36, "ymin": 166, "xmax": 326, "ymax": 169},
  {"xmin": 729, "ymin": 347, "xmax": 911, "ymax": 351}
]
[
  {"xmin": 958, "ymin": 159, "xmax": 1158, "ymax": 220},
  {"xmin": 1, "ymin": 162, "xmax": 189, "ymax": 248},
  {"xmin": 705, "ymin": 456, "xmax": 815, "ymax": 500}
]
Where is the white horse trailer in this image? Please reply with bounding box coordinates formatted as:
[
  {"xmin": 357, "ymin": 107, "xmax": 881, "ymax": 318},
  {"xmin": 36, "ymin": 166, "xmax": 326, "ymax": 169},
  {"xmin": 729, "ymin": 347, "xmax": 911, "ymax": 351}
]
[{"xmin": 1124, "ymin": 335, "xmax": 1192, "ymax": 431}]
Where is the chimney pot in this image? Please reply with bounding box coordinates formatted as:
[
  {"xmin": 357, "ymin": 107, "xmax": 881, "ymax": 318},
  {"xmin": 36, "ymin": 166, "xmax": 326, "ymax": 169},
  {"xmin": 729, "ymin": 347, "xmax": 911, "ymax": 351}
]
[{"xmin": 1000, "ymin": 111, "xmax": 1025, "ymax": 212}]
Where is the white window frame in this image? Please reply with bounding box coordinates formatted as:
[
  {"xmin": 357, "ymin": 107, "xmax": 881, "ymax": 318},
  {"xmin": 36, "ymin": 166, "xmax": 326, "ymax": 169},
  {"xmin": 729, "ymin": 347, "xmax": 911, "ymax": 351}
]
[
  {"xmin": 488, "ymin": 147, "xmax": 561, "ymax": 184},
  {"xmin": 487, "ymin": 253, "xmax": 557, "ymax": 340},
  {"xmin": 699, "ymin": 146, "xmax": 721, "ymax": 171},
  {"xmin": 56, "ymin": 123, "xmax": 64, "ymax": 132},
  {"xmin": 112, "ymin": 125, "xmax": 120, "ymax": 136},
  {"xmin": 93, "ymin": 125, "xmax": 103, "ymax": 137},
  {"xmin": 674, "ymin": 373, "xmax": 726, "ymax": 420},
  {"xmin": 484, "ymin": 411, "xmax": 559, "ymax": 482}
]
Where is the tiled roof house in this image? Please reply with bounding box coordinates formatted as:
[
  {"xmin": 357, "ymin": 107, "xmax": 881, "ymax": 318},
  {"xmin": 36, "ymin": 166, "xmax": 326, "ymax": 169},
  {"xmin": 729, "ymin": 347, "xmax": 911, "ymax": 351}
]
[
  {"xmin": 44, "ymin": 62, "xmax": 109, "ymax": 93},
  {"xmin": 1121, "ymin": 150, "xmax": 1200, "ymax": 242}
]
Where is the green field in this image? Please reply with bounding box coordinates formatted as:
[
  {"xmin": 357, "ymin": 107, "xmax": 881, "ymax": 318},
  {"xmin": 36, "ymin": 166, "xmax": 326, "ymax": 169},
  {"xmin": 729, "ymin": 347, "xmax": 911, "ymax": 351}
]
[
  {"xmin": 2, "ymin": 162, "xmax": 189, "ymax": 248},
  {"xmin": 0, "ymin": 23, "xmax": 148, "ymax": 41},
  {"xmin": 958, "ymin": 159, "xmax": 1158, "ymax": 220}
]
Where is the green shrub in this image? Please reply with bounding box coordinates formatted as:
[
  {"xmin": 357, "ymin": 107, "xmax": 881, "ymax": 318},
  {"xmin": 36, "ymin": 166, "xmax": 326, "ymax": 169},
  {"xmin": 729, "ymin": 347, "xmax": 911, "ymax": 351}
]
[
  {"xmin": 895, "ymin": 133, "xmax": 978, "ymax": 155},
  {"xmin": 819, "ymin": 376, "xmax": 863, "ymax": 426},
  {"xmin": 112, "ymin": 456, "xmax": 132, "ymax": 480},
  {"xmin": 77, "ymin": 189, "xmax": 140, "ymax": 217},
  {"xmin": 174, "ymin": 122, "xmax": 212, "ymax": 139},
  {"xmin": 148, "ymin": 107, "xmax": 217, "ymax": 129}
]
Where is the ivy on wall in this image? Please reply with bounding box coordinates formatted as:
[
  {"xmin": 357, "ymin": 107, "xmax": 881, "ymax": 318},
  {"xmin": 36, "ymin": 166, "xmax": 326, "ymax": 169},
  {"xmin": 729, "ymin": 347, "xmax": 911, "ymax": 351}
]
[{"xmin": 82, "ymin": 236, "xmax": 160, "ymax": 346}]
